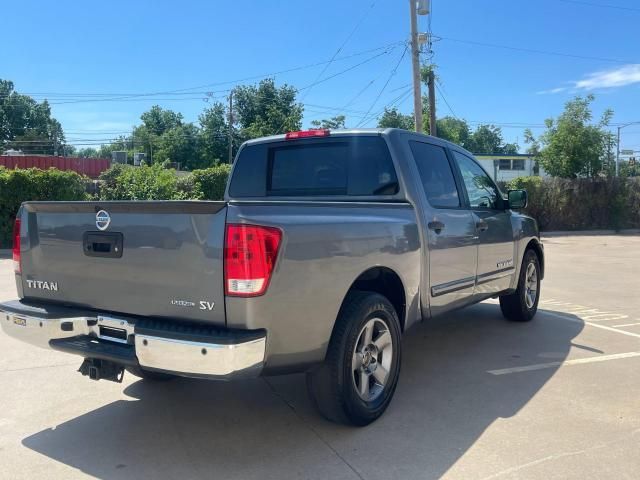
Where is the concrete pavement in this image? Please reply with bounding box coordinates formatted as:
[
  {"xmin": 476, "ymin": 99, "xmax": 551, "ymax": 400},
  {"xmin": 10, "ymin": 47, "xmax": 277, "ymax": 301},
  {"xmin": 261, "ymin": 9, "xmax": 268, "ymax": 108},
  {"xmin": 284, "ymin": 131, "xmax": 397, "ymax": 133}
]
[{"xmin": 1, "ymin": 234, "xmax": 639, "ymax": 479}]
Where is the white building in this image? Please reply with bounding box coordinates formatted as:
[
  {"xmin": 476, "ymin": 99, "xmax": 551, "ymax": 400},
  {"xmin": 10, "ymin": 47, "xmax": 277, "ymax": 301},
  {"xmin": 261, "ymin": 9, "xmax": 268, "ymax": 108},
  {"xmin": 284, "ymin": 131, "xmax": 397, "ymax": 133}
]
[{"xmin": 474, "ymin": 154, "xmax": 548, "ymax": 182}]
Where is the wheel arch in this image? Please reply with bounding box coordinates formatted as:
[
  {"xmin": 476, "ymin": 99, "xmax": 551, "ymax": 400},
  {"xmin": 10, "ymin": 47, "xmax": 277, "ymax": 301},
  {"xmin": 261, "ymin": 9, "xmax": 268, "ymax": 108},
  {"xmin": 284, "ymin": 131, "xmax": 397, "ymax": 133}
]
[
  {"xmin": 338, "ymin": 266, "xmax": 407, "ymax": 332},
  {"xmin": 525, "ymin": 238, "xmax": 544, "ymax": 279}
]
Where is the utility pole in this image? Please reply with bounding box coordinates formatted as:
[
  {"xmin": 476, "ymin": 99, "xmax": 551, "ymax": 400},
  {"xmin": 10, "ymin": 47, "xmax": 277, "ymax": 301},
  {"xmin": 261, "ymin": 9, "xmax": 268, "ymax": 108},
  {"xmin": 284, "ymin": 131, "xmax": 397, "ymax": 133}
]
[
  {"xmin": 616, "ymin": 126, "xmax": 621, "ymax": 177},
  {"xmin": 228, "ymin": 90, "xmax": 234, "ymax": 164},
  {"xmin": 409, "ymin": 0, "xmax": 423, "ymax": 133},
  {"xmin": 427, "ymin": 69, "xmax": 437, "ymax": 136}
]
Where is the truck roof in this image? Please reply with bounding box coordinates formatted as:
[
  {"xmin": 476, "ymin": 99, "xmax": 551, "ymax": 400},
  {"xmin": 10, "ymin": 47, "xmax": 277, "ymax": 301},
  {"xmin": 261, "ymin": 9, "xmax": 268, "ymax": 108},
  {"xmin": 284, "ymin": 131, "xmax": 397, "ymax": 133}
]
[{"xmin": 241, "ymin": 128, "xmax": 474, "ymax": 158}]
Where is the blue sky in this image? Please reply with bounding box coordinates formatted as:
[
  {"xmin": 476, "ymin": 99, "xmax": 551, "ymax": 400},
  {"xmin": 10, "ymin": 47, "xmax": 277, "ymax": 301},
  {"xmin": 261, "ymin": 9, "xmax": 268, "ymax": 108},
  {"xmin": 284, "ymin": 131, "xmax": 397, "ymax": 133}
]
[{"xmin": 3, "ymin": 0, "xmax": 639, "ymax": 152}]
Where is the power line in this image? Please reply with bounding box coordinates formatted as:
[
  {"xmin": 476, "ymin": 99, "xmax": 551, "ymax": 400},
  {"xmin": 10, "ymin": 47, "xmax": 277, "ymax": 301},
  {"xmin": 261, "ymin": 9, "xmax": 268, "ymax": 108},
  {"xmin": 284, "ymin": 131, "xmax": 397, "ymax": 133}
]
[
  {"xmin": 300, "ymin": 0, "xmax": 378, "ymax": 102},
  {"xmin": 0, "ymin": 47, "xmax": 399, "ymax": 111},
  {"xmin": 436, "ymin": 35, "xmax": 636, "ymax": 64},
  {"xmin": 558, "ymin": 0, "xmax": 640, "ymax": 12},
  {"xmin": 355, "ymin": 45, "xmax": 409, "ymax": 127},
  {"xmin": 434, "ymin": 81, "xmax": 458, "ymax": 119},
  {"xmin": 0, "ymin": 40, "xmax": 404, "ymax": 105}
]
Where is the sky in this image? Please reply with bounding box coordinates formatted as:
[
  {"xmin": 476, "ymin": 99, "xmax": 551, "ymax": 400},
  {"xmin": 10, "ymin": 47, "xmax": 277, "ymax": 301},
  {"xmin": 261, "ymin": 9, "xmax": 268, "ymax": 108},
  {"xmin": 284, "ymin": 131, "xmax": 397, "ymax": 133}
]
[{"xmin": 2, "ymin": 0, "xmax": 639, "ymax": 153}]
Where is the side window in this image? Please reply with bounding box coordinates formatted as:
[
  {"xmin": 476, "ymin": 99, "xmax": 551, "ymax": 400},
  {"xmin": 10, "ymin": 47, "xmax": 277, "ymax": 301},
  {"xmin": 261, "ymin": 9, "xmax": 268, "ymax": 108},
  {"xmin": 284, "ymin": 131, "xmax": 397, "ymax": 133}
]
[
  {"xmin": 453, "ymin": 151, "xmax": 501, "ymax": 209},
  {"xmin": 409, "ymin": 141, "xmax": 460, "ymax": 208}
]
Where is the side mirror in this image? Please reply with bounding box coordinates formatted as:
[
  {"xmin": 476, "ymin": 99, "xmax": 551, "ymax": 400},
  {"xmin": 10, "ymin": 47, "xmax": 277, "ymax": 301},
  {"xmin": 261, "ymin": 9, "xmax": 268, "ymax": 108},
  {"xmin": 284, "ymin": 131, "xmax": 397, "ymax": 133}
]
[{"xmin": 507, "ymin": 189, "xmax": 528, "ymax": 210}]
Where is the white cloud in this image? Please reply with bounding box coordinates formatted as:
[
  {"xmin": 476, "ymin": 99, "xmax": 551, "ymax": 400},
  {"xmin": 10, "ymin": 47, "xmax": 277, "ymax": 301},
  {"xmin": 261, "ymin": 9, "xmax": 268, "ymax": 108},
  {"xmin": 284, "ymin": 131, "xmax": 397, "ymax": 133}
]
[
  {"xmin": 575, "ymin": 64, "xmax": 640, "ymax": 90},
  {"xmin": 537, "ymin": 86, "xmax": 569, "ymax": 95},
  {"xmin": 540, "ymin": 64, "xmax": 640, "ymax": 94}
]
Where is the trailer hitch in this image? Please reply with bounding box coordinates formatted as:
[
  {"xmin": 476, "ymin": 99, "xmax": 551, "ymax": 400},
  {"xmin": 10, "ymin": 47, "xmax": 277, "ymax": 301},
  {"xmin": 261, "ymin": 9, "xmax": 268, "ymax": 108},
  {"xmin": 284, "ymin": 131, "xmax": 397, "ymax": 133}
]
[{"xmin": 79, "ymin": 358, "xmax": 125, "ymax": 383}]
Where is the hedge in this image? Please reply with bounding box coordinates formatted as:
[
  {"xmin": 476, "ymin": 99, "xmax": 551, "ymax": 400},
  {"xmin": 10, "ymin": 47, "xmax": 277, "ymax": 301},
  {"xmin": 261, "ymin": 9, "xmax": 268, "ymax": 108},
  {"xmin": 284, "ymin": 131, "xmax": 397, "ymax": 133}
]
[
  {"xmin": 506, "ymin": 176, "xmax": 640, "ymax": 231},
  {"xmin": 97, "ymin": 163, "xmax": 232, "ymax": 201},
  {"xmin": 3, "ymin": 164, "xmax": 637, "ymax": 247},
  {"xmin": 190, "ymin": 164, "xmax": 232, "ymax": 200},
  {"xmin": 98, "ymin": 163, "xmax": 185, "ymax": 200},
  {"xmin": 0, "ymin": 167, "xmax": 88, "ymax": 247}
]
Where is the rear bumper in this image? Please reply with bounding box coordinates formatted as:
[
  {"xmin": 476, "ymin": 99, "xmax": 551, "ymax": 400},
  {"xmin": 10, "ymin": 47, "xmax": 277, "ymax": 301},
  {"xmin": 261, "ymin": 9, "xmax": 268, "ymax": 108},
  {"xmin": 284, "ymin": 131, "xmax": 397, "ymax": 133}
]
[{"xmin": 0, "ymin": 300, "xmax": 266, "ymax": 380}]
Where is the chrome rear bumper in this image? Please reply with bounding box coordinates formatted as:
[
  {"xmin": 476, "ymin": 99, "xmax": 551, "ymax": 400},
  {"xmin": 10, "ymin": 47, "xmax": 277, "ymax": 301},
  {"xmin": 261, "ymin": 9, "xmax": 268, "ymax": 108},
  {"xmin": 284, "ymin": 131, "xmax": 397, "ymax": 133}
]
[{"xmin": 0, "ymin": 301, "xmax": 266, "ymax": 380}]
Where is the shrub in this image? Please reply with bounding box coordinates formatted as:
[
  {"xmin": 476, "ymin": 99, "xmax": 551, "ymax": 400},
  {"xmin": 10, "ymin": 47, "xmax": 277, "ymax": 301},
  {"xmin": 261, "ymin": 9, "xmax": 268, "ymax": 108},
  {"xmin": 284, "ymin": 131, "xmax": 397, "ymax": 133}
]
[
  {"xmin": 507, "ymin": 176, "xmax": 640, "ymax": 231},
  {"xmin": 0, "ymin": 167, "xmax": 88, "ymax": 247},
  {"xmin": 176, "ymin": 173, "xmax": 199, "ymax": 199},
  {"xmin": 191, "ymin": 164, "xmax": 232, "ymax": 200},
  {"xmin": 98, "ymin": 163, "xmax": 181, "ymax": 200}
]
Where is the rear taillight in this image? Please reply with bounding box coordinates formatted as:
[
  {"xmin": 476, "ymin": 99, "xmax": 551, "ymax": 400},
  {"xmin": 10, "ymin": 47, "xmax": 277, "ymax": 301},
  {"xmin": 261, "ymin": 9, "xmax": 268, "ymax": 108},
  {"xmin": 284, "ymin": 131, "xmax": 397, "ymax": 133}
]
[
  {"xmin": 224, "ymin": 224, "xmax": 282, "ymax": 297},
  {"xmin": 12, "ymin": 217, "xmax": 21, "ymax": 273}
]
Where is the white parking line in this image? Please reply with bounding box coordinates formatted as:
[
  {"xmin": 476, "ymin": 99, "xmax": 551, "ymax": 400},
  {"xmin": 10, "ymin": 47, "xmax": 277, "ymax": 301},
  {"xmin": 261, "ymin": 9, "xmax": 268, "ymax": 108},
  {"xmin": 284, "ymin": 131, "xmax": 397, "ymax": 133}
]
[
  {"xmin": 543, "ymin": 310, "xmax": 640, "ymax": 339},
  {"xmin": 488, "ymin": 351, "xmax": 640, "ymax": 375},
  {"xmin": 612, "ymin": 323, "xmax": 640, "ymax": 328}
]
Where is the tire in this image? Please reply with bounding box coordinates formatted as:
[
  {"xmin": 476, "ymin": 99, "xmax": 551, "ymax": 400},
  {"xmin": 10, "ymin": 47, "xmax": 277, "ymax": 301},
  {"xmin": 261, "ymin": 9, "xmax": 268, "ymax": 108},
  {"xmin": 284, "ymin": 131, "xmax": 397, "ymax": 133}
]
[
  {"xmin": 125, "ymin": 365, "xmax": 177, "ymax": 381},
  {"xmin": 306, "ymin": 291, "xmax": 402, "ymax": 426},
  {"xmin": 499, "ymin": 249, "xmax": 541, "ymax": 322}
]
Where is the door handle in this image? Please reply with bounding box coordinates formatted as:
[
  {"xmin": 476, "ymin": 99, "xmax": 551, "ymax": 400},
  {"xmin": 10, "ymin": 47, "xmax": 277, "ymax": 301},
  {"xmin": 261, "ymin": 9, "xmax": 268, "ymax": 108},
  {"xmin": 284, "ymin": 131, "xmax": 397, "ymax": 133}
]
[
  {"xmin": 428, "ymin": 220, "xmax": 445, "ymax": 233},
  {"xmin": 476, "ymin": 220, "xmax": 489, "ymax": 232}
]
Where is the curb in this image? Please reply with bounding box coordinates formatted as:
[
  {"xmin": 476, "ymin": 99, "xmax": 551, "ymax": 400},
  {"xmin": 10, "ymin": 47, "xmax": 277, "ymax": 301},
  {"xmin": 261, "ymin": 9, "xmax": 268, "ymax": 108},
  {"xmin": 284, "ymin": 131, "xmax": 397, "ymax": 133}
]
[{"xmin": 541, "ymin": 229, "xmax": 640, "ymax": 237}]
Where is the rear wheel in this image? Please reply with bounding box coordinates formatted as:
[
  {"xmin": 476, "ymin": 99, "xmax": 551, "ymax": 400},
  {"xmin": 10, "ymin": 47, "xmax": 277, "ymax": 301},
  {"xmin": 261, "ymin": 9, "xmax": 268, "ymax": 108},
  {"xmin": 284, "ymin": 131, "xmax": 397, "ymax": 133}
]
[
  {"xmin": 499, "ymin": 249, "xmax": 540, "ymax": 322},
  {"xmin": 125, "ymin": 365, "xmax": 177, "ymax": 381},
  {"xmin": 306, "ymin": 291, "xmax": 402, "ymax": 426}
]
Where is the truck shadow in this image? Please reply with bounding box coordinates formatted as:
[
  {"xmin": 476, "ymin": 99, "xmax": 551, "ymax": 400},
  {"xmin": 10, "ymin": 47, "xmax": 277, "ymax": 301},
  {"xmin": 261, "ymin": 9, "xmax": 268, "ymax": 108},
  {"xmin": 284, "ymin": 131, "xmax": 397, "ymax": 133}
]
[{"xmin": 22, "ymin": 303, "xmax": 583, "ymax": 480}]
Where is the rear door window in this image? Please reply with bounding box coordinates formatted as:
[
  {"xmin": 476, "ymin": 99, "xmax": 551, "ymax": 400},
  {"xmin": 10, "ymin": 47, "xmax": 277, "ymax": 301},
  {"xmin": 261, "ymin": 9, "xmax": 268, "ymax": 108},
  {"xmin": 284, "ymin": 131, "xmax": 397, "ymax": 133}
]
[{"xmin": 409, "ymin": 141, "xmax": 460, "ymax": 208}]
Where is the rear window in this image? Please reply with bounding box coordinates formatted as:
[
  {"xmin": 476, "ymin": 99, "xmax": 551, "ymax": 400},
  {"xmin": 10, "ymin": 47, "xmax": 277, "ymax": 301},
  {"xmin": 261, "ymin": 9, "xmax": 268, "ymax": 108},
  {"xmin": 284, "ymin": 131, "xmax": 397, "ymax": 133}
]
[{"xmin": 229, "ymin": 136, "xmax": 398, "ymax": 197}]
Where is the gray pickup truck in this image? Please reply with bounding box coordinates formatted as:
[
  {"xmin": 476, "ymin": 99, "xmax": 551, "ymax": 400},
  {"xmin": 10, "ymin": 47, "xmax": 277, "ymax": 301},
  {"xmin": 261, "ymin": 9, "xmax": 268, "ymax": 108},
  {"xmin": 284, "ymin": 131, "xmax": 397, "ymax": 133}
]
[{"xmin": 1, "ymin": 128, "xmax": 543, "ymax": 425}]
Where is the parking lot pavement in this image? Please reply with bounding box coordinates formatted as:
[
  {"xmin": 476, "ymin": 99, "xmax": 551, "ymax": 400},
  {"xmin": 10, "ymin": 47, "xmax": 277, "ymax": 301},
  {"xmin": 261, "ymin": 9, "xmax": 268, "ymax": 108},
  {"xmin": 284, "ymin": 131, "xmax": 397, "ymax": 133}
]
[{"xmin": 1, "ymin": 235, "xmax": 639, "ymax": 480}]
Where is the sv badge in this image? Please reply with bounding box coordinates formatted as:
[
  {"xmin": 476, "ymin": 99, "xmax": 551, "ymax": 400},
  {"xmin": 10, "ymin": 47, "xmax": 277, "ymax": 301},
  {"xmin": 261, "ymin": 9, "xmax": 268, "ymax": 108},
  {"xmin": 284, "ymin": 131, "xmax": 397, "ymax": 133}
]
[{"xmin": 199, "ymin": 301, "xmax": 215, "ymax": 311}]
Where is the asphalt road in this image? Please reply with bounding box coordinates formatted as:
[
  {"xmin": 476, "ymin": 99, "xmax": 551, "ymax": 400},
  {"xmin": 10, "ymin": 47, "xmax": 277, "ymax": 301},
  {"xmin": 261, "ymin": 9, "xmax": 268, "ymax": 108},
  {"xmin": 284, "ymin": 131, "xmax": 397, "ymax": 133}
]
[{"xmin": 1, "ymin": 234, "xmax": 639, "ymax": 480}]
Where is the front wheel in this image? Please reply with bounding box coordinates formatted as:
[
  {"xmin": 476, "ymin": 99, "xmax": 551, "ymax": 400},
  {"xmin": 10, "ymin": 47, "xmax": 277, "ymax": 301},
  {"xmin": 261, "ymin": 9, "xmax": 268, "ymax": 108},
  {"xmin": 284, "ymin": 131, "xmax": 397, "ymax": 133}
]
[
  {"xmin": 306, "ymin": 291, "xmax": 402, "ymax": 426},
  {"xmin": 499, "ymin": 249, "xmax": 541, "ymax": 322}
]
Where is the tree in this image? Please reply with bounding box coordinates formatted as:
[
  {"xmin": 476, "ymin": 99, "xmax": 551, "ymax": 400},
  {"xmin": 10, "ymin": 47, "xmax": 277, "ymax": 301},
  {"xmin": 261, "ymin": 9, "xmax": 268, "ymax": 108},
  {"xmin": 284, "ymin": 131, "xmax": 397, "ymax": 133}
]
[
  {"xmin": 377, "ymin": 107, "xmax": 414, "ymax": 130},
  {"xmin": 0, "ymin": 79, "xmax": 66, "ymax": 155},
  {"xmin": 97, "ymin": 136, "xmax": 130, "ymax": 160},
  {"xmin": 199, "ymin": 102, "xmax": 231, "ymax": 165},
  {"xmin": 534, "ymin": 95, "xmax": 612, "ymax": 178},
  {"xmin": 139, "ymin": 105, "xmax": 183, "ymax": 136},
  {"xmin": 154, "ymin": 123, "xmax": 202, "ymax": 170},
  {"xmin": 436, "ymin": 117, "xmax": 471, "ymax": 148},
  {"xmin": 620, "ymin": 160, "xmax": 640, "ymax": 177},
  {"xmin": 233, "ymin": 79, "xmax": 303, "ymax": 139},
  {"xmin": 310, "ymin": 115, "xmax": 346, "ymax": 129},
  {"xmin": 74, "ymin": 147, "xmax": 100, "ymax": 158},
  {"xmin": 467, "ymin": 124, "xmax": 504, "ymax": 154}
]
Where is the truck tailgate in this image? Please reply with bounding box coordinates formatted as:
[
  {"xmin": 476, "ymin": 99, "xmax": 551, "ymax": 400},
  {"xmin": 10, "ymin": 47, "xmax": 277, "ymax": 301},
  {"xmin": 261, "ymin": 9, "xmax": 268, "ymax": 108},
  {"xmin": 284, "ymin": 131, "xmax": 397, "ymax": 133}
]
[{"xmin": 18, "ymin": 201, "xmax": 227, "ymax": 326}]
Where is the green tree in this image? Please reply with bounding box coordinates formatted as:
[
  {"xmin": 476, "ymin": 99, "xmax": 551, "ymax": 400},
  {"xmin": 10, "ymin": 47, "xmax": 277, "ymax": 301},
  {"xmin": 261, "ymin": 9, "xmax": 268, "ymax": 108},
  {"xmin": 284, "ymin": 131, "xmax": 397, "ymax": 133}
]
[
  {"xmin": 377, "ymin": 107, "xmax": 414, "ymax": 130},
  {"xmin": 535, "ymin": 95, "xmax": 612, "ymax": 178},
  {"xmin": 233, "ymin": 79, "xmax": 303, "ymax": 138},
  {"xmin": 97, "ymin": 136, "xmax": 130, "ymax": 161},
  {"xmin": 0, "ymin": 79, "xmax": 66, "ymax": 154},
  {"xmin": 310, "ymin": 115, "xmax": 346, "ymax": 129},
  {"xmin": 154, "ymin": 123, "xmax": 202, "ymax": 170},
  {"xmin": 139, "ymin": 105, "xmax": 183, "ymax": 136},
  {"xmin": 436, "ymin": 116, "xmax": 471, "ymax": 148},
  {"xmin": 199, "ymin": 102, "xmax": 231, "ymax": 165},
  {"xmin": 74, "ymin": 147, "xmax": 100, "ymax": 158},
  {"xmin": 468, "ymin": 124, "xmax": 505, "ymax": 154},
  {"xmin": 619, "ymin": 160, "xmax": 640, "ymax": 177}
]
